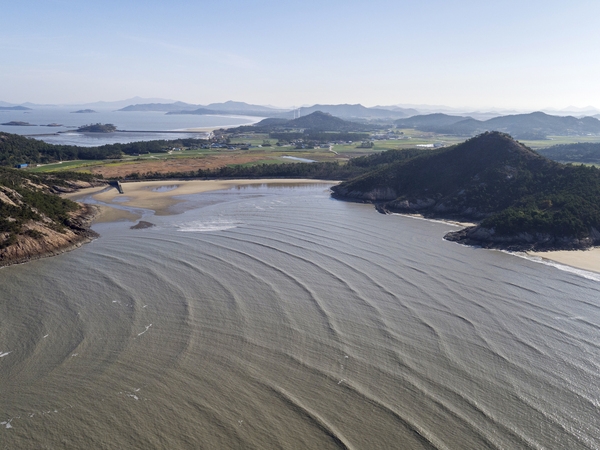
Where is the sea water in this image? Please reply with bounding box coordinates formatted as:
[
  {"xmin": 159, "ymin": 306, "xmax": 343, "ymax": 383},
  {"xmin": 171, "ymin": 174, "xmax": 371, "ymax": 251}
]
[
  {"xmin": 1, "ymin": 184, "xmax": 600, "ymax": 449},
  {"xmin": 0, "ymin": 107, "xmax": 259, "ymax": 146}
]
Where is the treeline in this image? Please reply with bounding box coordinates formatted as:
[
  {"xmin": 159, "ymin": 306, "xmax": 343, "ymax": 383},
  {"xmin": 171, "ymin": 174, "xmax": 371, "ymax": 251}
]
[
  {"xmin": 124, "ymin": 161, "xmax": 366, "ymax": 181},
  {"xmin": 346, "ymin": 148, "xmax": 433, "ymax": 167},
  {"xmin": 537, "ymin": 142, "xmax": 600, "ymax": 163},
  {"xmin": 119, "ymin": 147, "xmax": 432, "ymax": 182},
  {"xmin": 0, "ymin": 132, "xmax": 210, "ymax": 166}
]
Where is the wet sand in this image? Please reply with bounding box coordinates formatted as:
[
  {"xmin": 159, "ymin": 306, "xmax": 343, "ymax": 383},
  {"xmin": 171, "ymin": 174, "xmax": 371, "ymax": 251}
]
[{"xmin": 66, "ymin": 179, "xmax": 337, "ymax": 218}]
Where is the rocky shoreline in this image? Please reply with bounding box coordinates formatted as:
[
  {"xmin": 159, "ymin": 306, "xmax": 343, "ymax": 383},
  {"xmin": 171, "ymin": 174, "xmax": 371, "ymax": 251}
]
[
  {"xmin": 444, "ymin": 225, "xmax": 600, "ymax": 252},
  {"xmin": 0, "ymin": 203, "xmax": 101, "ymax": 268},
  {"xmin": 352, "ymin": 199, "xmax": 600, "ymax": 252}
]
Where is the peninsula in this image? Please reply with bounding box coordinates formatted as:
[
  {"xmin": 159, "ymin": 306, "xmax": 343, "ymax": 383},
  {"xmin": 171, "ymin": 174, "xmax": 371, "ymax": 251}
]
[{"xmin": 332, "ymin": 132, "xmax": 600, "ymax": 251}]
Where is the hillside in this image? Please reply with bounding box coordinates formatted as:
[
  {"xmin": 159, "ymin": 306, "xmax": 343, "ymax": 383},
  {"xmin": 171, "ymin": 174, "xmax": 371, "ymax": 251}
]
[
  {"xmin": 0, "ymin": 167, "xmax": 102, "ymax": 266},
  {"xmin": 332, "ymin": 132, "xmax": 600, "ymax": 250},
  {"xmin": 395, "ymin": 112, "xmax": 600, "ymax": 139},
  {"xmin": 253, "ymin": 111, "xmax": 374, "ymax": 132},
  {"xmin": 0, "ymin": 132, "xmax": 122, "ymax": 165},
  {"xmin": 537, "ymin": 142, "xmax": 600, "ymax": 163}
]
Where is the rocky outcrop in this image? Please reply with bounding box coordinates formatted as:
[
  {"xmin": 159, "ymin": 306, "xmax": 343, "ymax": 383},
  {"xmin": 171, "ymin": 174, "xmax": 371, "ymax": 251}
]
[
  {"xmin": 0, "ymin": 203, "xmax": 100, "ymax": 267},
  {"xmin": 50, "ymin": 180, "xmax": 106, "ymax": 194},
  {"xmin": 444, "ymin": 225, "xmax": 599, "ymax": 251},
  {"xmin": 331, "ymin": 186, "xmax": 397, "ymax": 202}
]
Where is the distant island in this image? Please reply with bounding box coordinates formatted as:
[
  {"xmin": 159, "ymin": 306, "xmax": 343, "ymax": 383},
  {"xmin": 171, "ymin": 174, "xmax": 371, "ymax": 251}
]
[
  {"xmin": 77, "ymin": 123, "xmax": 117, "ymax": 133},
  {"xmin": 1, "ymin": 121, "xmax": 36, "ymax": 126},
  {"xmin": 332, "ymin": 132, "xmax": 600, "ymax": 251},
  {"xmin": 0, "ymin": 106, "xmax": 32, "ymax": 111},
  {"xmin": 43, "ymin": 123, "xmax": 63, "ymax": 127},
  {"xmin": 71, "ymin": 109, "xmax": 97, "ymax": 113}
]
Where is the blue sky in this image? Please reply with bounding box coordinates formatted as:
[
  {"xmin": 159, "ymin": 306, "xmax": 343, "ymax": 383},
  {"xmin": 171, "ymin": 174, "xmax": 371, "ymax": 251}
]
[{"xmin": 3, "ymin": 0, "xmax": 600, "ymax": 109}]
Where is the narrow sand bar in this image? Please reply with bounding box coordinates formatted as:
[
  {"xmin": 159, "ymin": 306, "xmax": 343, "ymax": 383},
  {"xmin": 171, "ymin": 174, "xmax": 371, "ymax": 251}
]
[{"xmin": 66, "ymin": 179, "xmax": 337, "ymax": 219}]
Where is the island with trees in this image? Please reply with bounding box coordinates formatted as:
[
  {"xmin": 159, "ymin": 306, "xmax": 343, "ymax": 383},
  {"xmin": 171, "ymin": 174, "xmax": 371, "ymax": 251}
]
[{"xmin": 77, "ymin": 123, "xmax": 117, "ymax": 133}]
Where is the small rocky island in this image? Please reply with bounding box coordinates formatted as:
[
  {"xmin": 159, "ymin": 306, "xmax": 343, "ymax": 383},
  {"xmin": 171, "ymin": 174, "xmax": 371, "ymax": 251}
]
[
  {"xmin": 71, "ymin": 109, "xmax": 97, "ymax": 113},
  {"xmin": 332, "ymin": 132, "xmax": 600, "ymax": 251},
  {"xmin": 77, "ymin": 123, "xmax": 117, "ymax": 133}
]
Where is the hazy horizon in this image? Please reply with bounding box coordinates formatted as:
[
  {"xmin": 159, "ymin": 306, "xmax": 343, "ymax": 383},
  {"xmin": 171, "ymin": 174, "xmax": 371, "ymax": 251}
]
[
  {"xmin": 3, "ymin": 0, "xmax": 600, "ymax": 111},
  {"xmin": 2, "ymin": 96, "xmax": 599, "ymax": 115}
]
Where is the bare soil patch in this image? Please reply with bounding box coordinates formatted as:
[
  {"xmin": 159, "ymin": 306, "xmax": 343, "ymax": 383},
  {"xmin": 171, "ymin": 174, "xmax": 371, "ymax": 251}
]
[{"xmin": 88, "ymin": 154, "xmax": 270, "ymax": 178}]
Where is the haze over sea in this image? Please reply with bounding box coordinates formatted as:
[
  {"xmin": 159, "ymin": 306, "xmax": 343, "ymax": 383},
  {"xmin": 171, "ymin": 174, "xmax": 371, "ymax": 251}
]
[
  {"xmin": 1, "ymin": 183, "xmax": 600, "ymax": 448},
  {"xmin": 0, "ymin": 107, "xmax": 258, "ymax": 146}
]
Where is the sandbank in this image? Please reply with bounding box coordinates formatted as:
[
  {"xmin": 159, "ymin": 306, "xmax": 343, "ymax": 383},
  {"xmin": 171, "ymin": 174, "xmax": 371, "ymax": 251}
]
[
  {"xmin": 70, "ymin": 179, "xmax": 337, "ymax": 217},
  {"xmin": 527, "ymin": 248, "xmax": 600, "ymax": 275}
]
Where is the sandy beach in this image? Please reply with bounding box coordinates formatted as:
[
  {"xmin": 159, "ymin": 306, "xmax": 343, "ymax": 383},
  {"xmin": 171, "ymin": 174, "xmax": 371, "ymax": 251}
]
[
  {"xmin": 528, "ymin": 248, "xmax": 600, "ymax": 275},
  {"xmin": 65, "ymin": 179, "xmax": 337, "ymax": 219}
]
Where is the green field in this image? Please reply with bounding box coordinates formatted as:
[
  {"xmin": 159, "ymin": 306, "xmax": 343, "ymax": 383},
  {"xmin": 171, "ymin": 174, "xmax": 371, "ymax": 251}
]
[{"xmin": 26, "ymin": 129, "xmax": 600, "ymax": 175}]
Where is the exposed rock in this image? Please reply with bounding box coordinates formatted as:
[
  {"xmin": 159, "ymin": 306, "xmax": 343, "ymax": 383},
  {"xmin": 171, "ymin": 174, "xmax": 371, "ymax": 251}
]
[
  {"xmin": 0, "ymin": 203, "xmax": 100, "ymax": 267},
  {"xmin": 130, "ymin": 221, "xmax": 155, "ymax": 230},
  {"xmin": 444, "ymin": 225, "xmax": 599, "ymax": 251}
]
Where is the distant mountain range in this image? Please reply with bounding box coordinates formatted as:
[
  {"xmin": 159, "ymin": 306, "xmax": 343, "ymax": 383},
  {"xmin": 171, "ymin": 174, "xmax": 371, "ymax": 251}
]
[
  {"xmin": 288, "ymin": 104, "xmax": 418, "ymax": 120},
  {"xmin": 0, "ymin": 106, "xmax": 32, "ymax": 111},
  {"xmin": 395, "ymin": 112, "xmax": 600, "ymax": 138},
  {"xmin": 2, "ymin": 97, "xmax": 600, "ymax": 126},
  {"xmin": 136, "ymin": 102, "xmax": 417, "ymax": 120}
]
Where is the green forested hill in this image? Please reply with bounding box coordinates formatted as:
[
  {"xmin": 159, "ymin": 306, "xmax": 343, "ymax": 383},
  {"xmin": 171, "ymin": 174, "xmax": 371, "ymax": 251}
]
[{"xmin": 332, "ymin": 132, "xmax": 600, "ymax": 249}]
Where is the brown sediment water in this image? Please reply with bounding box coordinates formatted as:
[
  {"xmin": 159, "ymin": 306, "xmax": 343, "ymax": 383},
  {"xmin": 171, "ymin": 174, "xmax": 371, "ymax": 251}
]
[{"xmin": 2, "ymin": 183, "xmax": 600, "ymax": 449}]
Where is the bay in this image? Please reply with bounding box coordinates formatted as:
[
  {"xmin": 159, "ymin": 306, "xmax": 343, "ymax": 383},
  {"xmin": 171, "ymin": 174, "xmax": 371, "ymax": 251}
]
[
  {"xmin": 0, "ymin": 107, "xmax": 258, "ymax": 146},
  {"xmin": 1, "ymin": 184, "xmax": 599, "ymax": 449}
]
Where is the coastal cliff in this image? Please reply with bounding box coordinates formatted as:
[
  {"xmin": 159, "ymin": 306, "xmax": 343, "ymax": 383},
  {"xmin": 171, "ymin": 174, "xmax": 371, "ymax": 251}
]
[
  {"xmin": 0, "ymin": 203, "xmax": 100, "ymax": 267},
  {"xmin": 332, "ymin": 132, "xmax": 600, "ymax": 251},
  {"xmin": 0, "ymin": 168, "xmax": 104, "ymax": 267}
]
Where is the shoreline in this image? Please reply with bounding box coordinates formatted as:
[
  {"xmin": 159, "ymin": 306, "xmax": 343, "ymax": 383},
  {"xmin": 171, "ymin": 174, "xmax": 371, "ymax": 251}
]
[
  {"xmin": 382, "ymin": 208, "xmax": 600, "ymax": 275},
  {"xmin": 66, "ymin": 180, "xmax": 600, "ymax": 275},
  {"xmin": 526, "ymin": 249, "xmax": 600, "ymax": 275}
]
